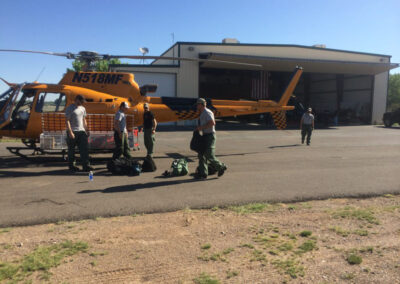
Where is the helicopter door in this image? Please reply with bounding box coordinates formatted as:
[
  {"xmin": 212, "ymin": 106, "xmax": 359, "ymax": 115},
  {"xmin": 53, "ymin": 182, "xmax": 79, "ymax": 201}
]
[{"xmin": 0, "ymin": 84, "xmax": 25, "ymax": 129}]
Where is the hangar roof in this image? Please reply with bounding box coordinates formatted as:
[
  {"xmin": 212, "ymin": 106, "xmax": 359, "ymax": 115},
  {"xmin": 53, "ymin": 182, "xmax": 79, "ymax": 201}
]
[
  {"xmin": 199, "ymin": 52, "xmax": 399, "ymax": 75},
  {"xmin": 164, "ymin": 42, "xmax": 393, "ymax": 58}
]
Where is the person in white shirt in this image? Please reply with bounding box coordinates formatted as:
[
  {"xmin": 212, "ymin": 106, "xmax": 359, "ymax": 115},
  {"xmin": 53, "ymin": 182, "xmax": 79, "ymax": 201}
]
[
  {"xmin": 65, "ymin": 95, "xmax": 93, "ymax": 172},
  {"xmin": 300, "ymin": 107, "xmax": 315, "ymax": 145},
  {"xmin": 194, "ymin": 98, "xmax": 227, "ymax": 180},
  {"xmin": 113, "ymin": 102, "xmax": 132, "ymax": 160}
]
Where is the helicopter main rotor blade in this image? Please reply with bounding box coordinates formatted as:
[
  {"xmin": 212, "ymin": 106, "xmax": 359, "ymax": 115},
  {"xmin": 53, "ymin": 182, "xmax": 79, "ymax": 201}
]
[
  {"xmin": 109, "ymin": 55, "xmax": 262, "ymax": 67},
  {"xmin": 0, "ymin": 49, "xmax": 262, "ymax": 67},
  {"xmin": 0, "ymin": 49, "xmax": 74, "ymax": 58}
]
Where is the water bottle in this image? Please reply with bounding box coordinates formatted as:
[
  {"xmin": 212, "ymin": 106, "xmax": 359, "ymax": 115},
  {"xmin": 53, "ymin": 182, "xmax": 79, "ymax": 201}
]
[{"xmin": 89, "ymin": 171, "xmax": 93, "ymax": 181}]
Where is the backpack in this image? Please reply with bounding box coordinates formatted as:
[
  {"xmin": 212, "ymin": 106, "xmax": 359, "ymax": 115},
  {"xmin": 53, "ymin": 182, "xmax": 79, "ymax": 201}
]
[
  {"xmin": 163, "ymin": 158, "xmax": 188, "ymax": 177},
  {"xmin": 141, "ymin": 156, "xmax": 157, "ymax": 172},
  {"xmin": 107, "ymin": 158, "xmax": 141, "ymax": 176}
]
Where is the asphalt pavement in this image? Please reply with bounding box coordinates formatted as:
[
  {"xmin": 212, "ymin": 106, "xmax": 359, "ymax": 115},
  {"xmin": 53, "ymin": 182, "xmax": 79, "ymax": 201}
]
[{"xmin": 0, "ymin": 124, "xmax": 399, "ymax": 227}]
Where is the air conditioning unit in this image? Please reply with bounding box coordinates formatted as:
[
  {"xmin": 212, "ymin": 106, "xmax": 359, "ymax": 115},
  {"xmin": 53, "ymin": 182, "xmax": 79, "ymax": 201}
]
[
  {"xmin": 312, "ymin": 44, "xmax": 326, "ymax": 48},
  {"xmin": 222, "ymin": 38, "xmax": 240, "ymax": 44}
]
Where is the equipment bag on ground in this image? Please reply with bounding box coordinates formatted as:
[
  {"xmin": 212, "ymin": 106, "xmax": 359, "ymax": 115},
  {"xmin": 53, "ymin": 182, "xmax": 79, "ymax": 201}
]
[
  {"xmin": 107, "ymin": 158, "xmax": 142, "ymax": 176},
  {"xmin": 162, "ymin": 158, "xmax": 189, "ymax": 177}
]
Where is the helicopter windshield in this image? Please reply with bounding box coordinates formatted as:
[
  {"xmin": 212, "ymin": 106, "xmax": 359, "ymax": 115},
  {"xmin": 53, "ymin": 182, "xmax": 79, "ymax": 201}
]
[{"xmin": 0, "ymin": 85, "xmax": 25, "ymax": 129}]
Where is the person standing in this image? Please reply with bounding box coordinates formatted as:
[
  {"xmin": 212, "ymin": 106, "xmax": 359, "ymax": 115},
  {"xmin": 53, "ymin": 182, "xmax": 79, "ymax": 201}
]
[
  {"xmin": 300, "ymin": 107, "xmax": 315, "ymax": 145},
  {"xmin": 113, "ymin": 102, "xmax": 132, "ymax": 160},
  {"xmin": 194, "ymin": 98, "xmax": 227, "ymax": 180},
  {"xmin": 65, "ymin": 95, "xmax": 93, "ymax": 172},
  {"xmin": 143, "ymin": 103, "xmax": 157, "ymax": 157}
]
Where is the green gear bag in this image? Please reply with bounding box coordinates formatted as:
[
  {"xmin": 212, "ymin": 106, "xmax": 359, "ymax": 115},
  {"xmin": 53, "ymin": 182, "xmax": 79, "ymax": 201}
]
[{"xmin": 171, "ymin": 158, "xmax": 188, "ymax": 176}]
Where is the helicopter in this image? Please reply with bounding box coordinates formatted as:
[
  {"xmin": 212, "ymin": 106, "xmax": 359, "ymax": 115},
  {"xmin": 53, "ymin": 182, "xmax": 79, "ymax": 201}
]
[{"xmin": 0, "ymin": 49, "xmax": 303, "ymax": 157}]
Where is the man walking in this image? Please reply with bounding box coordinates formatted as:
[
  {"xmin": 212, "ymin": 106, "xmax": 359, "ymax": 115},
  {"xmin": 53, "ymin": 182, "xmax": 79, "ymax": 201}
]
[
  {"xmin": 65, "ymin": 95, "xmax": 93, "ymax": 172},
  {"xmin": 143, "ymin": 103, "xmax": 157, "ymax": 157},
  {"xmin": 113, "ymin": 102, "xmax": 132, "ymax": 160},
  {"xmin": 300, "ymin": 107, "xmax": 315, "ymax": 146},
  {"xmin": 194, "ymin": 98, "xmax": 227, "ymax": 180}
]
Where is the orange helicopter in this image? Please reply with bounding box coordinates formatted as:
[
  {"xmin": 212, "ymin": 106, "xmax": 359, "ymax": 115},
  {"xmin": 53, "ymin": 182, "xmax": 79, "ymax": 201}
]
[{"xmin": 0, "ymin": 49, "xmax": 303, "ymax": 157}]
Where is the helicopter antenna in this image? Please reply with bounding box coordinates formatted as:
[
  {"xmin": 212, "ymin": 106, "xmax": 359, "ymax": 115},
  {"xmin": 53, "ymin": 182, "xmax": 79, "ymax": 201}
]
[
  {"xmin": 139, "ymin": 47, "xmax": 149, "ymax": 64},
  {"xmin": 35, "ymin": 66, "xmax": 46, "ymax": 82}
]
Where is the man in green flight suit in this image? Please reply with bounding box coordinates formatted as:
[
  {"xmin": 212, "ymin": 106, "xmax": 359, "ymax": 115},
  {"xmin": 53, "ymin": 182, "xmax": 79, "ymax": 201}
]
[
  {"xmin": 143, "ymin": 103, "xmax": 157, "ymax": 157},
  {"xmin": 194, "ymin": 98, "xmax": 227, "ymax": 180}
]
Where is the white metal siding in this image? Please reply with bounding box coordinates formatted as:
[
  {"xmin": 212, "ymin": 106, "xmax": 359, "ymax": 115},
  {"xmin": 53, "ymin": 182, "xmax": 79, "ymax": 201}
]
[{"xmin": 372, "ymin": 72, "xmax": 389, "ymax": 124}]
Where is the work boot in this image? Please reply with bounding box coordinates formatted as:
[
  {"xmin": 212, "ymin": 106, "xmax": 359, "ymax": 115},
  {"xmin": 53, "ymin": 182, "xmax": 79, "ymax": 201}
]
[
  {"xmin": 193, "ymin": 173, "xmax": 207, "ymax": 180},
  {"xmin": 217, "ymin": 164, "xmax": 227, "ymax": 177}
]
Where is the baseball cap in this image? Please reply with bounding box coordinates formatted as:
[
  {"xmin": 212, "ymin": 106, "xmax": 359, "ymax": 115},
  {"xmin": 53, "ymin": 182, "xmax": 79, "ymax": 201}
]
[
  {"xmin": 121, "ymin": 102, "xmax": 130, "ymax": 109},
  {"xmin": 196, "ymin": 98, "xmax": 206, "ymax": 105}
]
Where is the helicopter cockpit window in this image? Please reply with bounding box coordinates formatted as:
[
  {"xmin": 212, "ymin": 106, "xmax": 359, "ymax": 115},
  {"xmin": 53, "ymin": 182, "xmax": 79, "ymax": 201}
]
[{"xmin": 35, "ymin": 92, "xmax": 66, "ymax": 113}]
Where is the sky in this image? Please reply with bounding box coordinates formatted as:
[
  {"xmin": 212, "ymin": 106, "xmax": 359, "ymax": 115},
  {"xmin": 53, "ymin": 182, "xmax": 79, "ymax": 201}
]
[{"xmin": 0, "ymin": 0, "xmax": 399, "ymax": 94}]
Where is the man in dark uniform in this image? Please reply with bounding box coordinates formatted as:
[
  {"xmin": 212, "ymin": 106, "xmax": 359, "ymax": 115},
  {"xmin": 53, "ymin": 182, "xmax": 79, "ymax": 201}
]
[
  {"xmin": 300, "ymin": 107, "xmax": 315, "ymax": 146},
  {"xmin": 143, "ymin": 103, "xmax": 157, "ymax": 157},
  {"xmin": 194, "ymin": 98, "xmax": 227, "ymax": 180},
  {"xmin": 65, "ymin": 95, "xmax": 93, "ymax": 172},
  {"xmin": 113, "ymin": 102, "xmax": 132, "ymax": 160}
]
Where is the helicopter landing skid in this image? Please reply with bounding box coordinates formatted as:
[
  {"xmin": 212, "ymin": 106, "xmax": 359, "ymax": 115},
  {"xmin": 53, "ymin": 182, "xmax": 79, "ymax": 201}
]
[{"xmin": 6, "ymin": 146, "xmax": 67, "ymax": 160}]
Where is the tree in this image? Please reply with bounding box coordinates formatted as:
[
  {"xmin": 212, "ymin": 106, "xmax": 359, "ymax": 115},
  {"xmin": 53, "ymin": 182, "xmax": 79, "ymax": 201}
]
[
  {"xmin": 68, "ymin": 58, "xmax": 122, "ymax": 72},
  {"xmin": 388, "ymin": 73, "xmax": 400, "ymax": 111}
]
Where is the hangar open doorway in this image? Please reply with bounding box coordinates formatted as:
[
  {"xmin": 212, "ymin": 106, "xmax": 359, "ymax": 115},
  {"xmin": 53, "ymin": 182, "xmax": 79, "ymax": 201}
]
[{"xmin": 199, "ymin": 67, "xmax": 374, "ymax": 127}]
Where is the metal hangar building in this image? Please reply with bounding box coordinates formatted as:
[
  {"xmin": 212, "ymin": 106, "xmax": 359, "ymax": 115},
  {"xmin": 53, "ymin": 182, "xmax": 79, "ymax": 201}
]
[{"xmin": 110, "ymin": 40, "xmax": 398, "ymax": 126}]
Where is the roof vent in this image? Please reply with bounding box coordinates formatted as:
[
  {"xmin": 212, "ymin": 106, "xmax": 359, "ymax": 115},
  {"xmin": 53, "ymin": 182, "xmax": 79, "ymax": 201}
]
[
  {"xmin": 222, "ymin": 38, "xmax": 240, "ymax": 44},
  {"xmin": 312, "ymin": 44, "xmax": 326, "ymax": 48}
]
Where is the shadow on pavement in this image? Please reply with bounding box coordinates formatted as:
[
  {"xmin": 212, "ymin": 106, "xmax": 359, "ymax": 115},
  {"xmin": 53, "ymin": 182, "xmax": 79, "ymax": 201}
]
[
  {"xmin": 77, "ymin": 177, "xmax": 218, "ymax": 194},
  {"xmin": 269, "ymin": 144, "xmax": 301, "ymax": 149}
]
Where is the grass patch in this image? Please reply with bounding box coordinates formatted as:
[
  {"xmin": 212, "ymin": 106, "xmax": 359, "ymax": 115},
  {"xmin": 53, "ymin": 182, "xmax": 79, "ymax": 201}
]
[
  {"xmin": 299, "ymin": 230, "xmax": 312, "ymax": 237},
  {"xmin": 296, "ymin": 240, "xmax": 317, "ymax": 254},
  {"xmin": 239, "ymin": 243, "xmax": 254, "ymax": 249},
  {"xmin": 359, "ymin": 246, "xmax": 374, "ymax": 253},
  {"xmin": 2, "ymin": 244, "xmax": 12, "ymax": 250},
  {"xmin": 277, "ymin": 242, "xmax": 294, "ymax": 252},
  {"xmin": 201, "ymin": 243, "xmax": 211, "ymax": 250},
  {"xmin": 341, "ymin": 272, "xmax": 355, "ymax": 280},
  {"xmin": 211, "ymin": 206, "xmax": 219, "ymax": 211},
  {"xmin": 330, "ymin": 226, "xmax": 369, "ymax": 237},
  {"xmin": 0, "ymin": 240, "xmax": 88, "ymax": 282},
  {"xmin": 354, "ymin": 229, "xmax": 368, "ymax": 236},
  {"xmin": 226, "ymin": 269, "xmax": 239, "ymax": 279},
  {"xmin": 272, "ymin": 259, "xmax": 304, "ymax": 279},
  {"xmin": 210, "ymin": 253, "xmax": 226, "ymax": 262},
  {"xmin": 228, "ymin": 203, "xmax": 273, "ymax": 214},
  {"xmin": 330, "ymin": 226, "xmax": 350, "ymax": 237},
  {"xmin": 346, "ymin": 254, "xmax": 362, "ymax": 265},
  {"xmin": 89, "ymin": 251, "xmax": 108, "ymax": 257},
  {"xmin": 222, "ymin": 248, "xmax": 234, "ymax": 255},
  {"xmin": 251, "ymin": 250, "xmax": 266, "ymax": 262},
  {"xmin": 193, "ymin": 272, "xmax": 220, "ymax": 284},
  {"xmin": 332, "ymin": 207, "xmax": 379, "ymax": 225},
  {"xmin": 0, "ymin": 228, "xmax": 11, "ymax": 234}
]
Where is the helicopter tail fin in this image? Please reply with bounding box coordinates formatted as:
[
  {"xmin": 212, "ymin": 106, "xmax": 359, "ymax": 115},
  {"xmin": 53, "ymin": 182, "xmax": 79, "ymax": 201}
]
[{"xmin": 278, "ymin": 67, "xmax": 303, "ymax": 107}]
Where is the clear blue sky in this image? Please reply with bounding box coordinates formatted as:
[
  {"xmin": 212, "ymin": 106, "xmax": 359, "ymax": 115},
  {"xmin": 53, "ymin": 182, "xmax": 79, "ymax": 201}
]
[{"xmin": 1, "ymin": 0, "xmax": 399, "ymax": 94}]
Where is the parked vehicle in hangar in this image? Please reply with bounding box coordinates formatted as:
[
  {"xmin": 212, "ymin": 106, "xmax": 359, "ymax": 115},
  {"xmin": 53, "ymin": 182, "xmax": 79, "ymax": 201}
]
[{"xmin": 383, "ymin": 108, "xmax": 400, "ymax": 127}]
